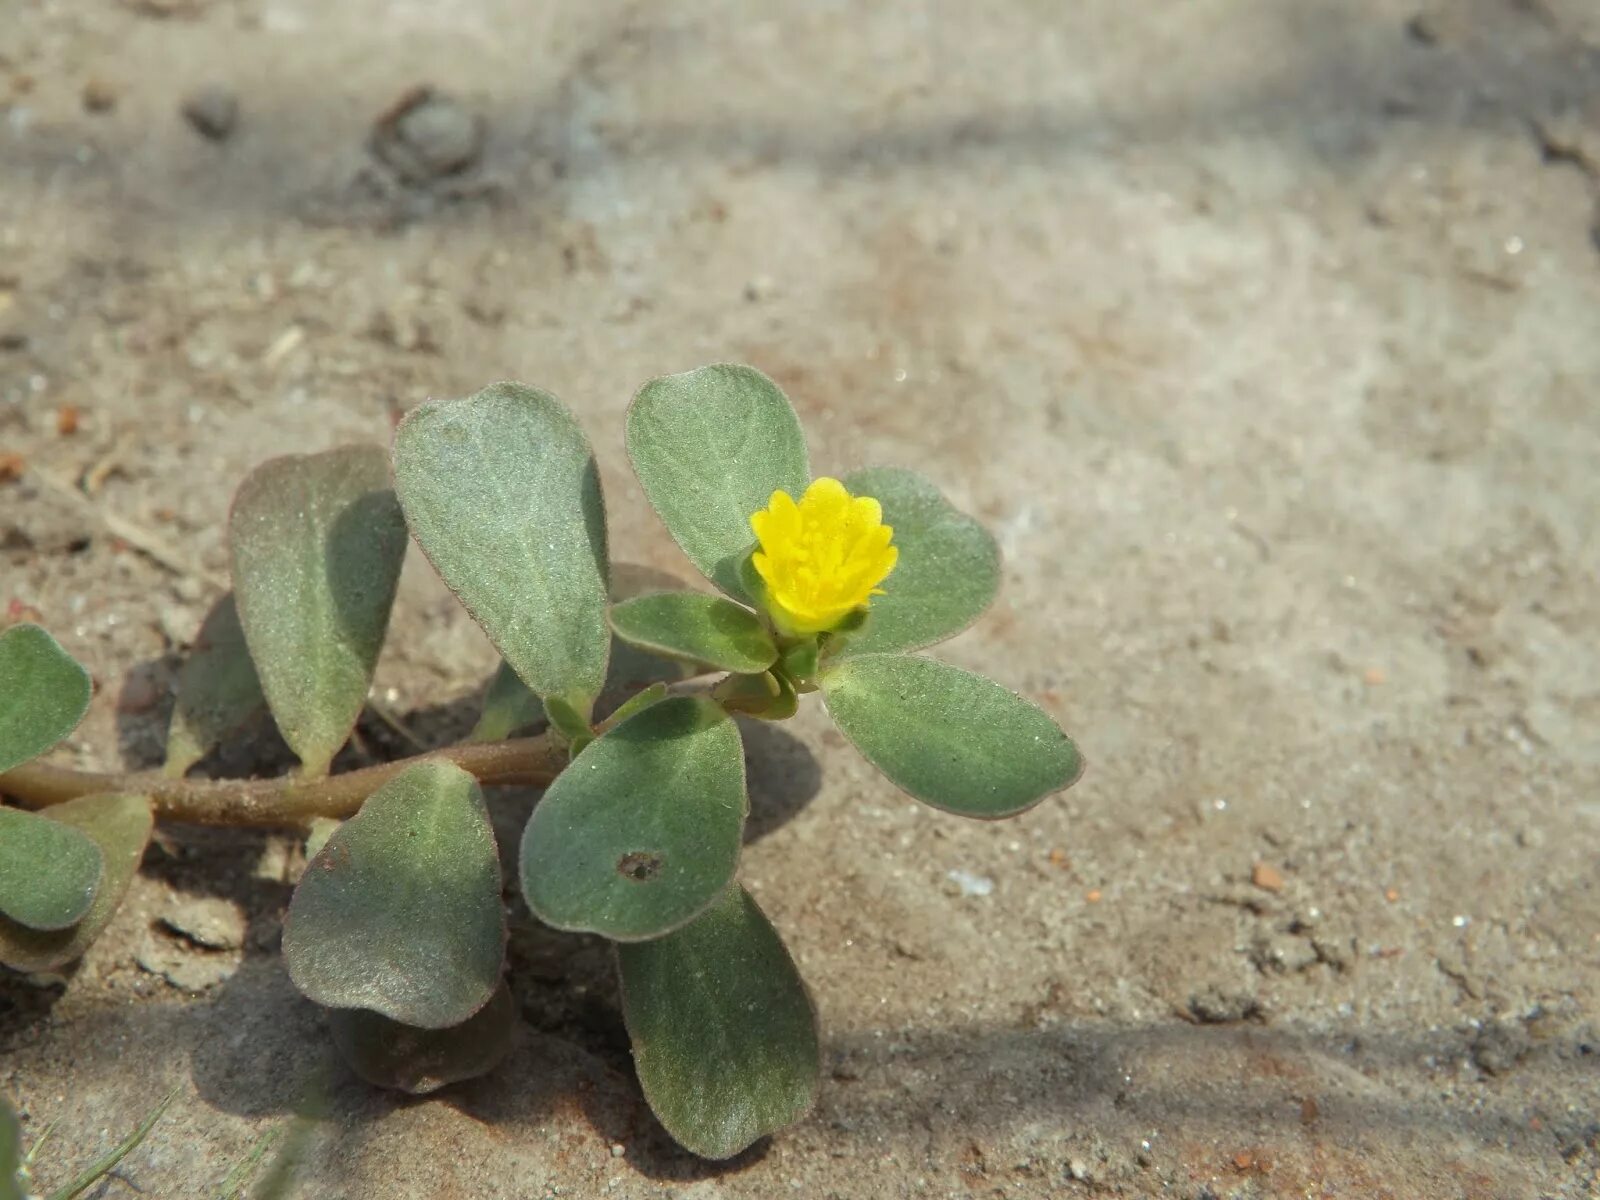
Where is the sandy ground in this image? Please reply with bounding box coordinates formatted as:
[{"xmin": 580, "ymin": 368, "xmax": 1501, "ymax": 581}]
[{"xmin": 4, "ymin": 1, "xmax": 1600, "ymax": 1196}]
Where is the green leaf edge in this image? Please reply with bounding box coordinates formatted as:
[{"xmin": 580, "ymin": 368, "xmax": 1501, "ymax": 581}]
[
  {"xmin": 518, "ymin": 696, "xmax": 748, "ymax": 943},
  {"xmin": 607, "ymin": 592, "xmax": 778, "ymax": 674},
  {"xmin": 0, "ymin": 809, "xmax": 104, "ymax": 932},
  {"xmin": 391, "ymin": 383, "xmax": 613, "ymax": 720},
  {"xmin": 624, "ymin": 363, "xmax": 811, "ymax": 604},
  {"xmin": 0, "ymin": 624, "xmax": 92, "ymax": 775},
  {"xmin": 615, "ymin": 883, "xmax": 821, "ymax": 1160},
  {"xmin": 818, "ymin": 652, "xmax": 1085, "ymax": 820},
  {"xmin": 832, "ymin": 465, "xmax": 1004, "ymax": 658}
]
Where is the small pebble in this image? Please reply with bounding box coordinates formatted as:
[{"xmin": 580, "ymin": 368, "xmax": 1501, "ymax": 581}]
[
  {"xmin": 1470, "ymin": 1019, "xmax": 1531, "ymax": 1075},
  {"xmin": 1251, "ymin": 862, "xmax": 1285, "ymax": 893},
  {"xmin": 1406, "ymin": 11, "xmax": 1441, "ymax": 45},
  {"xmin": 82, "ymin": 78, "xmax": 119, "ymax": 113},
  {"xmin": 136, "ymin": 931, "xmax": 238, "ymax": 992},
  {"xmin": 159, "ymin": 895, "xmax": 247, "ymax": 950},
  {"xmin": 945, "ymin": 869, "xmax": 994, "ymax": 898},
  {"xmin": 182, "ymin": 85, "xmax": 239, "ymax": 141},
  {"xmin": 158, "ymin": 603, "xmax": 197, "ymax": 646},
  {"xmin": 1187, "ymin": 987, "xmax": 1264, "ymax": 1024},
  {"xmin": 371, "ymin": 87, "xmax": 484, "ymax": 183},
  {"xmin": 117, "ymin": 670, "xmax": 163, "ymax": 714}
]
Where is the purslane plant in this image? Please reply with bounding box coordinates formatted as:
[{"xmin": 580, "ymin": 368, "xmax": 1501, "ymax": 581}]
[{"xmin": 0, "ymin": 364, "xmax": 1083, "ymax": 1160}]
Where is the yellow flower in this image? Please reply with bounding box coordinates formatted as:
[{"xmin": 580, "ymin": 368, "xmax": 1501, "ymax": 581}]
[{"xmin": 750, "ymin": 477, "xmax": 898, "ymax": 635}]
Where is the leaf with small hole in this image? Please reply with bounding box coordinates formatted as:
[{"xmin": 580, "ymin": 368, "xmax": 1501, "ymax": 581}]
[{"xmin": 520, "ymin": 696, "xmax": 746, "ymax": 941}]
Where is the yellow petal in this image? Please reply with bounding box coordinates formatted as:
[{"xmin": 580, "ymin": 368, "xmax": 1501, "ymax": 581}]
[
  {"xmin": 849, "ymin": 495, "xmax": 884, "ymax": 529},
  {"xmin": 768, "ymin": 489, "xmax": 802, "ymax": 534}
]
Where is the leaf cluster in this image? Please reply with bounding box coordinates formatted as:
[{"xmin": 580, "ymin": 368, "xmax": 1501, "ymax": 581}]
[{"xmin": 0, "ymin": 364, "xmax": 1081, "ymax": 1159}]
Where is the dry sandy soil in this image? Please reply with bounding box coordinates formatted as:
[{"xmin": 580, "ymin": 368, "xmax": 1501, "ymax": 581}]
[{"xmin": 3, "ymin": 1, "xmax": 1600, "ymax": 1196}]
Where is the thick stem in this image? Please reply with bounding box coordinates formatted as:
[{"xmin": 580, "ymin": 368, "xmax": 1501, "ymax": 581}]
[{"xmin": 0, "ymin": 734, "xmax": 564, "ymax": 829}]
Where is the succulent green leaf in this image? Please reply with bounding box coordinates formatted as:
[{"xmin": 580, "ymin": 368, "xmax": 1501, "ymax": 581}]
[
  {"xmin": 229, "ymin": 446, "xmax": 407, "ymax": 777},
  {"xmin": 609, "ymin": 592, "xmax": 777, "ymax": 673},
  {"xmin": 393, "ymin": 383, "xmax": 610, "ymax": 717},
  {"xmin": 283, "ymin": 761, "xmax": 504, "ymax": 1029},
  {"xmin": 164, "ymin": 594, "xmax": 266, "ymax": 775},
  {"xmin": 1, "ymin": 1092, "xmax": 20, "ymax": 1200},
  {"xmin": 820, "ymin": 653, "xmax": 1082, "ymax": 818},
  {"xmin": 328, "ymin": 980, "xmax": 516, "ymax": 1095},
  {"xmin": 519, "ymin": 696, "xmax": 745, "ymax": 941},
  {"xmin": 0, "ymin": 794, "xmax": 153, "ymax": 972},
  {"xmin": 0, "ymin": 808, "xmax": 102, "ymax": 932},
  {"xmin": 468, "ymin": 660, "xmax": 547, "ymax": 744},
  {"xmin": 837, "ymin": 467, "xmax": 1000, "ymax": 656},
  {"xmin": 617, "ymin": 884, "xmax": 819, "ymax": 1159},
  {"xmin": 627, "ymin": 364, "xmax": 809, "ymax": 601},
  {"xmin": 0, "ymin": 623, "xmax": 92, "ymax": 774}
]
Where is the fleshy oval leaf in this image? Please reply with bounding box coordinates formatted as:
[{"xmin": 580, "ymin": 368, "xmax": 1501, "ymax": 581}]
[
  {"xmin": 0, "ymin": 623, "xmax": 92, "ymax": 774},
  {"xmin": 283, "ymin": 761, "xmax": 504, "ymax": 1029},
  {"xmin": 820, "ymin": 653, "xmax": 1082, "ymax": 818},
  {"xmin": 627, "ymin": 364, "xmax": 809, "ymax": 601},
  {"xmin": 609, "ymin": 592, "xmax": 777, "ymax": 674},
  {"xmin": 393, "ymin": 382, "xmax": 610, "ymax": 718},
  {"xmin": 229, "ymin": 446, "xmax": 407, "ymax": 777},
  {"xmin": 835, "ymin": 467, "xmax": 1000, "ymax": 656},
  {"xmin": 617, "ymin": 884, "xmax": 820, "ymax": 1159},
  {"xmin": 519, "ymin": 696, "xmax": 746, "ymax": 941},
  {"xmin": 0, "ymin": 794, "xmax": 153, "ymax": 972},
  {"xmin": 0, "ymin": 807, "xmax": 103, "ymax": 931},
  {"xmin": 328, "ymin": 980, "xmax": 516, "ymax": 1095},
  {"xmin": 164, "ymin": 593, "xmax": 266, "ymax": 776}
]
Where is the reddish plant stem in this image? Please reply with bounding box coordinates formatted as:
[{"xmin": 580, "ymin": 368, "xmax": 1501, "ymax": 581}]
[{"xmin": 0, "ymin": 734, "xmax": 564, "ymax": 829}]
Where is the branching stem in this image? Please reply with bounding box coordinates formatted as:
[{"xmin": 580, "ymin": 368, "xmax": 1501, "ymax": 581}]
[{"xmin": 0, "ymin": 734, "xmax": 564, "ymax": 829}]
